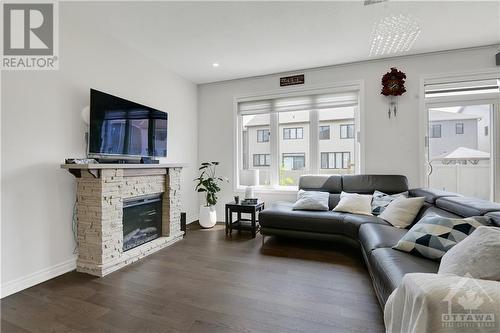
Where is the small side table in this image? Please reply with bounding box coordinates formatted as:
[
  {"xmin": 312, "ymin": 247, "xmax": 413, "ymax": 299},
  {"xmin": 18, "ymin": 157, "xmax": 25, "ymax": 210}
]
[{"xmin": 225, "ymin": 201, "xmax": 265, "ymax": 238}]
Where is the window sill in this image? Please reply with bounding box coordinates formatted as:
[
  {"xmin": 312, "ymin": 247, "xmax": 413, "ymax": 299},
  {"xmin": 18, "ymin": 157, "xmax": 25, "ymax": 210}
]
[{"xmin": 235, "ymin": 185, "xmax": 298, "ymax": 195}]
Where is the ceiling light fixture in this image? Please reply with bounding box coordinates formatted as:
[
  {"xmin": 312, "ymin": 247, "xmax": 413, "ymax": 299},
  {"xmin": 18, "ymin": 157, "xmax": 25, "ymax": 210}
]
[
  {"xmin": 369, "ymin": 14, "xmax": 421, "ymax": 57},
  {"xmin": 212, "ymin": 63, "xmax": 219, "ymax": 68}
]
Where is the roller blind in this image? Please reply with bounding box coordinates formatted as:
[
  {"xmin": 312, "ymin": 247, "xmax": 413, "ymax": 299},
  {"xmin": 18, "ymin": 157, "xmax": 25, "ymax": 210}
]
[
  {"xmin": 425, "ymin": 79, "xmax": 500, "ymax": 98},
  {"xmin": 238, "ymin": 91, "xmax": 358, "ymax": 115}
]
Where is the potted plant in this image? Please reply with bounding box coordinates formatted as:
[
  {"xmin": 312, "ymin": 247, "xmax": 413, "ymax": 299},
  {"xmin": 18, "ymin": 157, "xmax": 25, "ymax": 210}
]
[{"xmin": 195, "ymin": 162, "xmax": 227, "ymax": 228}]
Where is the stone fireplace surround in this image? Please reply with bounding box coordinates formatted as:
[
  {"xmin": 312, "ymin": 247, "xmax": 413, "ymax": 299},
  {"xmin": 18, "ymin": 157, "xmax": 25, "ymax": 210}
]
[{"xmin": 62, "ymin": 163, "xmax": 185, "ymax": 277}]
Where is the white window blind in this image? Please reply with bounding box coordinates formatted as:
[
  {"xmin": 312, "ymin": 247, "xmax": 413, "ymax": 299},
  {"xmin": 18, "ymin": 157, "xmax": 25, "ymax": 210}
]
[
  {"xmin": 238, "ymin": 91, "xmax": 358, "ymax": 115},
  {"xmin": 425, "ymin": 79, "xmax": 500, "ymax": 98}
]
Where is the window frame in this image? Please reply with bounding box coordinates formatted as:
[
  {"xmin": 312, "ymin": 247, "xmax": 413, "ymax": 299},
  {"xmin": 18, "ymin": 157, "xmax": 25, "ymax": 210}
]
[
  {"xmin": 257, "ymin": 128, "xmax": 270, "ymax": 142},
  {"xmin": 282, "ymin": 153, "xmax": 306, "ymax": 170},
  {"xmin": 234, "ymin": 81, "xmax": 364, "ymax": 193},
  {"xmin": 340, "ymin": 124, "xmax": 355, "ymax": 139},
  {"xmin": 319, "ymin": 125, "xmax": 330, "ymax": 140},
  {"xmin": 430, "ymin": 124, "xmax": 442, "ymax": 138},
  {"xmin": 253, "ymin": 153, "xmax": 270, "ymax": 167},
  {"xmin": 320, "ymin": 152, "xmax": 351, "ymax": 169},
  {"xmin": 283, "ymin": 127, "xmax": 304, "ymax": 140}
]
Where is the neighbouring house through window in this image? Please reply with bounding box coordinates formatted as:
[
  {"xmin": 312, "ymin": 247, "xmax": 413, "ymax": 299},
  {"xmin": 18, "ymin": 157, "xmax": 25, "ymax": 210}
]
[{"xmin": 238, "ymin": 88, "xmax": 360, "ymax": 188}]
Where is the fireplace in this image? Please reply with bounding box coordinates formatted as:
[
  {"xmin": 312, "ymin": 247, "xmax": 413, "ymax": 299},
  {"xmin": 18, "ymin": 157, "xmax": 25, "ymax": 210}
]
[{"xmin": 123, "ymin": 194, "xmax": 162, "ymax": 251}]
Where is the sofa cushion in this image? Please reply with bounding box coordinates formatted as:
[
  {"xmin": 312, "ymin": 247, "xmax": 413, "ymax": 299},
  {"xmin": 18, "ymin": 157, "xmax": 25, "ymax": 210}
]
[
  {"xmin": 379, "ymin": 197, "xmax": 425, "ymax": 229},
  {"xmin": 259, "ymin": 202, "xmax": 347, "ymax": 234},
  {"xmin": 341, "ymin": 214, "xmax": 390, "ymax": 238},
  {"xmin": 408, "ymin": 188, "xmax": 460, "ymax": 204},
  {"xmin": 393, "ymin": 215, "xmax": 490, "ymax": 260},
  {"xmin": 371, "ymin": 190, "xmax": 408, "ymax": 216},
  {"xmin": 485, "ymin": 212, "xmax": 500, "ymax": 227},
  {"xmin": 368, "ymin": 248, "xmax": 439, "ymax": 305},
  {"xmin": 332, "ymin": 192, "xmax": 373, "ymax": 215},
  {"xmin": 299, "ymin": 175, "xmax": 342, "ymax": 193},
  {"xmin": 292, "ymin": 190, "xmax": 329, "ymax": 211},
  {"xmin": 359, "ymin": 223, "xmax": 407, "ymax": 257},
  {"xmin": 342, "ymin": 175, "xmax": 408, "ymax": 194},
  {"xmin": 436, "ymin": 196, "xmax": 500, "ymax": 217},
  {"xmin": 439, "ymin": 226, "xmax": 500, "ymax": 281}
]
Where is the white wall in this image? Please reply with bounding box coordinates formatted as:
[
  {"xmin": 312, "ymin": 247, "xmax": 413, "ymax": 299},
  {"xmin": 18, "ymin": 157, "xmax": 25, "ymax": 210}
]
[
  {"xmin": 198, "ymin": 46, "xmax": 499, "ymax": 217},
  {"xmin": 1, "ymin": 3, "xmax": 199, "ymax": 297}
]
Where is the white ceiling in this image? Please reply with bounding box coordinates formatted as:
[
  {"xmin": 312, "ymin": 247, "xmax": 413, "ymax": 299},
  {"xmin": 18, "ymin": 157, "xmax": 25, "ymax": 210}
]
[{"xmin": 69, "ymin": 1, "xmax": 500, "ymax": 84}]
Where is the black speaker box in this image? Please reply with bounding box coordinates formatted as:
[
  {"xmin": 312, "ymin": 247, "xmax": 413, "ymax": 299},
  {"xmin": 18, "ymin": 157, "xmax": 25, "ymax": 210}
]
[
  {"xmin": 180, "ymin": 212, "xmax": 187, "ymax": 235},
  {"xmin": 140, "ymin": 157, "xmax": 159, "ymax": 164}
]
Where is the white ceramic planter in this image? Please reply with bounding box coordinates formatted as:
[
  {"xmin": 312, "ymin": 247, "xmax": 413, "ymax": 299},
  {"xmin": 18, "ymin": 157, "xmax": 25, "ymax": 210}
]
[{"xmin": 199, "ymin": 205, "xmax": 217, "ymax": 228}]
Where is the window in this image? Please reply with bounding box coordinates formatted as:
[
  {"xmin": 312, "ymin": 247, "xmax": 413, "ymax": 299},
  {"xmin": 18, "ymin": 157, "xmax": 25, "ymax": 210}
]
[
  {"xmin": 319, "ymin": 125, "xmax": 330, "ymax": 140},
  {"xmin": 257, "ymin": 129, "xmax": 270, "ymax": 142},
  {"xmin": 430, "ymin": 124, "xmax": 442, "ymax": 138},
  {"xmin": 282, "ymin": 153, "xmax": 305, "ymax": 170},
  {"xmin": 238, "ymin": 89, "xmax": 360, "ymax": 188},
  {"xmin": 253, "ymin": 154, "xmax": 270, "ymax": 166},
  {"xmin": 283, "ymin": 127, "xmax": 303, "ymax": 140},
  {"xmin": 456, "ymin": 123, "xmax": 464, "ymax": 134},
  {"xmin": 340, "ymin": 124, "xmax": 355, "ymax": 139},
  {"xmin": 485, "ymin": 126, "xmax": 489, "ymax": 136},
  {"xmin": 321, "ymin": 152, "xmax": 351, "ymax": 169}
]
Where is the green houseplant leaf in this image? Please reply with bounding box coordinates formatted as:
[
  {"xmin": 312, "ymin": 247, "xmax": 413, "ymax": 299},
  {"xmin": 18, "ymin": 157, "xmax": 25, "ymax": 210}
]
[{"xmin": 194, "ymin": 162, "xmax": 228, "ymax": 207}]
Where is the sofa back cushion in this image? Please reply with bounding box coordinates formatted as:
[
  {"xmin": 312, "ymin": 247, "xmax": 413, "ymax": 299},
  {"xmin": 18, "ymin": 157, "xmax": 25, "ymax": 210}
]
[
  {"xmin": 299, "ymin": 175, "xmax": 342, "ymax": 193},
  {"xmin": 436, "ymin": 196, "xmax": 500, "ymax": 217},
  {"xmin": 329, "ymin": 193, "xmax": 341, "ymax": 210},
  {"xmin": 342, "ymin": 175, "xmax": 408, "ymax": 194},
  {"xmin": 408, "ymin": 188, "xmax": 460, "ymax": 204},
  {"xmin": 485, "ymin": 212, "xmax": 500, "ymax": 227}
]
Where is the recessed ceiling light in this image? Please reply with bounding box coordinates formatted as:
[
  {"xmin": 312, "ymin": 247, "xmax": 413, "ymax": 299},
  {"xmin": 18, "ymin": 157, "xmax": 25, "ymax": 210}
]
[{"xmin": 212, "ymin": 63, "xmax": 219, "ymax": 67}]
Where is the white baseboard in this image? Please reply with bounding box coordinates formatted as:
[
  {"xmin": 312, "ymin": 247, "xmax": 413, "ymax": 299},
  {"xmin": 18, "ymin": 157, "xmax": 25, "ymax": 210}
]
[
  {"xmin": 187, "ymin": 212, "xmax": 198, "ymax": 224},
  {"xmin": 0, "ymin": 214, "xmax": 199, "ymax": 298},
  {"xmin": 1, "ymin": 256, "xmax": 77, "ymax": 299}
]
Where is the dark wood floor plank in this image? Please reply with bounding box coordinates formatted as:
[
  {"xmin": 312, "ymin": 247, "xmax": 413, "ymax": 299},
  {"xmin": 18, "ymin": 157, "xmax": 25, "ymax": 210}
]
[{"xmin": 1, "ymin": 223, "xmax": 384, "ymax": 333}]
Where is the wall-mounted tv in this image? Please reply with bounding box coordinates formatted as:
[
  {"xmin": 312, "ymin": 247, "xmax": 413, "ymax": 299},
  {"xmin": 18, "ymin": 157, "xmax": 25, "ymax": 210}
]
[{"xmin": 88, "ymin": 89, "xmax": 168, "ymax": 159}]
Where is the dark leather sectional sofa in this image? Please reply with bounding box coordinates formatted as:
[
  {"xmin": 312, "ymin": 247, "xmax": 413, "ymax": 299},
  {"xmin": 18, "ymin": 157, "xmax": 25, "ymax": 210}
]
[{"xmin": 259, "ymin": 174, "xmax": 500, "ymax": 307}]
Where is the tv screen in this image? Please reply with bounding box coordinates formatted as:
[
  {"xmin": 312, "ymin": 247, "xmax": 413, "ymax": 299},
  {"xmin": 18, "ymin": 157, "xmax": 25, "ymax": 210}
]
[{"xmin": 88, "ymin": 89, "xmax": 168, "ymax": 158}]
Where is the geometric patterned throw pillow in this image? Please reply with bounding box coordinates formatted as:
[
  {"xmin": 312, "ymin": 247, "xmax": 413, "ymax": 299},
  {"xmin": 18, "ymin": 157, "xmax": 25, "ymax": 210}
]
[
  {"xmin": 371, "ymin": 190, "xmax": 408, "ymax": 216},
  {"xmin": 393, "ymin": 214, "xmax": 491, "ymax": 260}
]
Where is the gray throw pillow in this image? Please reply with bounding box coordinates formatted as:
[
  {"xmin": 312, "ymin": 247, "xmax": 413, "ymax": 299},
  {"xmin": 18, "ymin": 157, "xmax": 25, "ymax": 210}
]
[
  {"xmin": 292, "ymin": 190, "xmax": 329, "ymax": 211},
  {"xmin": 394, "ymin": 214, "xmax": 490, "ymax": 260},
  {"xmin": 371, "ymin": 190, "xmax": 408, "ymax": 215},
  {"xmin": 439, "ymin": 226, "xmax": 500, "ymax": 281}
]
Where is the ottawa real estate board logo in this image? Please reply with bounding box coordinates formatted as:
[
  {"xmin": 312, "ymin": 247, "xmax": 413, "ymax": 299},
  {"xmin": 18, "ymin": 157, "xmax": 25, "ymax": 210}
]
[{"xmin": 2, "ymin": 1, "xmax": 58, "ymax": 70}]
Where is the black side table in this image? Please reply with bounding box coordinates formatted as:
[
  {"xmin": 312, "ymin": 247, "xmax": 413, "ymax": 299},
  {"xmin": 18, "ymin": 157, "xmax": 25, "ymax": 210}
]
[{"xmin": 225, "ymin": 202, "xmax": 265, "ymax": 238}]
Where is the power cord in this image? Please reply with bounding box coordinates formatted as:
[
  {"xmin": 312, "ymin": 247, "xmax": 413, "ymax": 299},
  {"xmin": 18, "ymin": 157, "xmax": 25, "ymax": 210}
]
[{"xmin": 72, "ymin": 196, "xmax": 78, "ymax": 255}]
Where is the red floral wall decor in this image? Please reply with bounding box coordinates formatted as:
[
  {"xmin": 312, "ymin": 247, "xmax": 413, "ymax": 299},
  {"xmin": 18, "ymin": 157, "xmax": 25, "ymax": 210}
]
[
  {"xmin": 381, "ymin": 67, "xmax": 407, "ymax": 96},
  {"xmin": 381, "ymin": 67, "xmax": 407, "ymax": 118}
]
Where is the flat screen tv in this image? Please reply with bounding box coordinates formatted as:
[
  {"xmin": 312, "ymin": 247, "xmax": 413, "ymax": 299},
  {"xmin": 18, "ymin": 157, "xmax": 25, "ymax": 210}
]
[{"xmin": 88, "ymin": 89, "xmax": 168, "ymax": 159}]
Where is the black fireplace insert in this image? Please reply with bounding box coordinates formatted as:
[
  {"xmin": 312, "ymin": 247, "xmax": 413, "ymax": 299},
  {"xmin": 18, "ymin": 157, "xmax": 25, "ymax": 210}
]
[{"xmin": 123, "ymin": 194, "xmax": 162, "ymax": 251}]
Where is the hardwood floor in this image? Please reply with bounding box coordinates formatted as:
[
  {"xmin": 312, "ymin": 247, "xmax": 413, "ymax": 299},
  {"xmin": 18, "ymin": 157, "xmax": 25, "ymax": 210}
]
[{"xmin": 1, "ymin": 224, "xmax": 385, "ymax": 333}]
